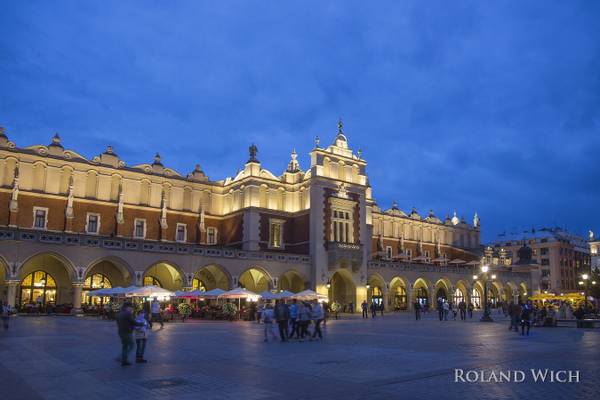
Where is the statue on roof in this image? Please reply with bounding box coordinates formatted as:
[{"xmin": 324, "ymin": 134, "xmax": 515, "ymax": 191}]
[{"xmin": 248, "ymin": 143, "xmax": 259, "ymax": 163}]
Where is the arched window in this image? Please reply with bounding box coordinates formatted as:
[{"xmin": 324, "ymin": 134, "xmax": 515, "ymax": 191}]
[
  {"xmin": 453, "ymin": 288, "xmax": 465, "ymax": 304},
  {"xmin": 393, "ymin": 285, "xmax": 407, "ymax": 310},
  {"xmin": 82, "ymin": 273, "xmax": 112, "ymax": 305},
  {"xmin": 471, "ymin": 288, "xmax": 481, "ymax": 308},
  {"xmin": 192, "ymin": 278, "xmax": 206, "ymax": 292},
  {"xmin": 20, "ymin": 271, "xmax": 56, "ymax": 305},
  {"xmin": 371, "ymin": 286, "xmax": 383, "ymax": 306},
  {"xmin": 416, "ymin": 287, "xmax": 428, "ymax": 306},
  {"xmin": 144, "ymin": 276, "xmax": 161, "ymax": 287}
]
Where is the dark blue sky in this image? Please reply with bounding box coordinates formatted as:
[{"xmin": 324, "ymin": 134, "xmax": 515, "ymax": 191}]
[{"xmin": 1, "ymin": 1, "xmax": 599, "ymax": 242}]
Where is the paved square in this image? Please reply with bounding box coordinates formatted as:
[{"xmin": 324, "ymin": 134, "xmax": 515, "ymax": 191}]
[{"xmin": 0, "ymin": 312, "xmax": 598, "ymax": 400}]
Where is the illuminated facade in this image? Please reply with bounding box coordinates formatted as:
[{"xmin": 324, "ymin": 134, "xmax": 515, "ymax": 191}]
[{"xmin": 0, "ymin": 123, "xmax": 536, "ymax": 312}]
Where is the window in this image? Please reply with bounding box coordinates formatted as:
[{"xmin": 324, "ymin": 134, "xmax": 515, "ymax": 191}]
[
  {"xmin": 143, "ymin": 276, "xmax": 161, "ymax": 287},
  {"xmin": 540, "ymin": 248, "xmax": 548, "ymax": 255},
  {"xmin": 541, "ymin": 238, "xmax": 548, "ymax": 243},
  {"xmin": 331, "ymin": 209, "xmax": 353, "ymax": 243},
  {"xmin": 192, "ymin": 278, "xmax": 206, "ymax": 291},
  {"xmin": 541, "ymin": 259, "xmax": 550, "ymax": 266},
  {"xmin": 424, "ymin": 250, "xmax": 430, "ymax": 261},
  {"xmin": 20, "ymin": 271, "xmax": 56, "ymax": 306},
  {"xmin": 176, "ymin": 223, "xmax": 187, "ymax": 242},
  {"xmin": 406, "ymin": 249, "xmax": 412, "ymax": 261},
  {"xmin": 33, "ymin": 207, "xmax": 48, "ymax": 229},
  {"xmin": 269, "ymin": 219, "xmax": 285, "ymax": 249},
  {"xmin": 82, "ymin": 273, "xmax": 111, "ymax": 305},
  {"xmin": 542, "ymin": 269, "xmax": 550, "ymax": 277},
  {"xmin": 385, "ymin": 246, "xmax": 392, "ymax": 260},
  {"xmin": 207, "ymin": 227, "xmax": 218, "ymax": 245},
  {"xmin": 134, "ymin": 219, "xmax": 146, "ymax": 239},
  {"xmin": 86, "ymin": 213, "xmax": 100, "ymax": 234}
]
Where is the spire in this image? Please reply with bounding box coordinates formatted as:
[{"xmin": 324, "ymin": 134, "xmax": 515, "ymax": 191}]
[
  {"xmin": 334, "ymin": 118, "xmax": 348, "ymax": 148},
  {"xmin": 286, "ymin": 148, "xmax": 300, "ymax": 172},
  {"xmin": 338, "ymin": 117, "xmax": 344, "ymax": 135}
]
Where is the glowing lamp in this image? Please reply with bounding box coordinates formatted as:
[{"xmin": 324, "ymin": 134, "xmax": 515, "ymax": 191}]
[
  {"xmin": 491, "ymin": 274, "xmax": 496, "ymax": 280},
  {"xmin": 481, "ymin": 265, "xmax": 489, "ymax": 273},
  {"xmin": 582, "ymin": 274, "xmax": 589, "ymax": 280},
  {"xmin": 472, "ymin": 275, "xmax": 478, "ymax": 280}
]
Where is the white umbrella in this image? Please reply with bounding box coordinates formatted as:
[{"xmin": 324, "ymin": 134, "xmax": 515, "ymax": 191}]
[
  {"xmin": 259, "ymin": 291, "xmax": 279, "ymax": 300},
  {"xmin": 200, "ymin": 288, "xmax": 226, "ymax": 299},
  {"xmin": 466, "ymin": 260, "xmax": 481, "ymax": 266},
  {"xmin": 449, "ymin": 259, "xmax": 467, "ymax": 265},
  {"xmin": 290, "ymin": 290, "xmax": 328, "ymax": 301},
  {"xmin": 174, "ymin": 290, "xmax": 205, "ymax": 298},
  {"xmin": 126, "ymin": 285, "xmax": 175, "ymax": 298},
  {"xmin": 275, "ymin": 290, "xmax": 296, "ymax": 299},
  {"xmin": 219, "ymin": 288, "xmax": 260, "ymax": 300}
]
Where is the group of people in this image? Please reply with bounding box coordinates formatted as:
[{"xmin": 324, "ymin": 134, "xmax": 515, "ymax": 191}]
[
  {"xmin": 260, "ymin": 299, "xmax": 325, "ymax": 342},
  {"xmin": 413, "ymin": 298, "xmax": 476, "ymax": 321},
  {"xmin": 360, "ymin": 300, "xmax": 384, "ymax": 318}
]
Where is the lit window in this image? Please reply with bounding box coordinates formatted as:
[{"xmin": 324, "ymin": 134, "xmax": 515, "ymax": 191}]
[
  {"xmin": 331, "ymin": 208, "xmax": 353, "ymax": 243},
  {"xmin": 33, "ymin": 207, "xmax": 48, "ymax": 229},
  {"xmin": 82, "ymin": 273, "xmax": 111, "ymax": 305},
  {"xmin": 406, "ymin": 249, "xmax": 412, "ymax": 260},
  {"xmin": 269, "ymin": 219, "xmax": 284, "ymax": 249},
  {"xmin": 86, "ymin": 213, "xmax": 100, "ymax": 234},
  {"xmin": 385, "ymin": 246, "xmax": 392, "ymax": 260},
  {"xmin": 176, "ymin": 223, "xmax": 187, "ymax": 242},
  {"xmin": 192, "ymin": 278, "xmax": 206, "ymax": 291},
  {"xmin": 134, "ymin": 219, "xmax": 146, "ymax": 239},
  {"xmin": 19, "ymin": 271, "xmax": 56, "ymax": 306},
  {"xmin": 207, "ymin": 227, "xmax": 217, "ymax": 245},
  {"xmin": 144, "ymin": 276, "xmax": 161, "ymax": 287}
]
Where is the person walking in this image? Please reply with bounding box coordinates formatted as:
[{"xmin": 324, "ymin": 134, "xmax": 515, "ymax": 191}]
[
  {"xmin": 361, "ymin": 300, "xmax": 369, "ymax": 319},
  {"xmin": 370, "ymin": 301, "xmax": 377, "ymax": 319},
  {"xmin": 150, "ymin": 298, "xmax": 164, "ymax": 329},
  {"xmin": 467, "ymin": 302, "xmax": 474, "ymax": 319},
  {"xmin": 437, "ymin": 297, "xmax": 444, "ymax": 321},
  {"xmin": 116, "ymin": 301, "xmax": 144, "ymax": 366},
  {"xmin": 348, "ymin": 301, "xmax": 354, "ymax": 314},
  {"xmin": 379, "ymin": 302, "xmax": 384, "ymax": 317},
  {"xmin": 0, "ymin": 301, "xmax": 10, "ymax": 330},
  {"xmin": 414, "ymin": 301, "xmax": 421, "ymax": 320},
  {"xmin": 298, "ymin": 302, "xmax": 311, "ymax": 342},
  {"xmin": 262, "ymin": 303, "xmax": 277, "ymax": 342},
  {"xmin": 520, "ymin": 301, "xmax": 532, "ymax": 336},
  {"xmin": 458, "ymin": 300, "xmax": 466, "ymax": 321},
  {"xmin": 289, "ymin": 299, "xmax": 299, "ymax": 338},
  {"xmin": 311, "ymin": 301, "xmax": 324, "ymax": 341},
  {"xmin": 274, "ymin": 300, "xmax": 290, "ymax": 342},
  {"xmin": 134, "ymin": 310, "xmax": 149, "ymax": 363},
  {"xmin": 442, "ymin": 300, "xmax": 449, "ymax": 321}
]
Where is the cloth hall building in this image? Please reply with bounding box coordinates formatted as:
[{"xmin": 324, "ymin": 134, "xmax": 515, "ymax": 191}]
[{"xmin": 0, "ymin": 123, "xmax": 537, "ymax": 312}]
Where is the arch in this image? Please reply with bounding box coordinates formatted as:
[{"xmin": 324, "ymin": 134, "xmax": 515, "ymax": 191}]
[
  {"xmin": 194, "ymin": 264, "xmax": 231, "ymax": 291},
  {"xmin": 453, "ymin": 280, "xmax": 469, "ymax": 305},
  {"xmin": 434, "ymin": 278, "xmax": 451, "ymax": 301},
  {"xmin": 471, "ymin": 281, "xmax": 484, "ymax": 308},
  {"xmin": 389, "ymin": 276, "xmax": 408, "ymax": 311},
  {"xmin": 81, "ymin": 273, "xmax": 112, "ymax": 305},
  {"xmin": 504, "ymin": 282, "xmax": 517, "ymax": 303},
  {"xmin": 20, "ymin": 270, "xmax": 57, "ymax": 305},
  {"xmin": 367, "ymin": 273, "xmax": 385, "ymax": 306},
  {"xmin": 490, "ymin": 281, "xmax": 503, "ymax": 305},
  {"xmin": 144, "ymin": 261, "xmax": 184, "ymax": 291},
  {"xmin": 18, "ymin": 252, "xmax": 76, "ymax": 306},
  {"xmin": 412, "ymin": 278, "xmax": 430, "ymax": 307},
  {"xmin": 518, "ymin": 282, "xmax": 528, "ymax": 303},
  {"xmin": 85, "ymin": 256, "xmax": 134, "ymax": 287},
  {"xmin": 0, "ymin": 257, "xmax": 7, "ymax": 303},
  {"xmin": 239, "ymin": 266, "xmax": 272, "ymax": 292},
  {"xmin": 278, "ymin": 269, "xmax": 305, "ymax": 292},
  {"xmin": 329, "ymin": 269, "xmax": 356, "ymax": 309}
]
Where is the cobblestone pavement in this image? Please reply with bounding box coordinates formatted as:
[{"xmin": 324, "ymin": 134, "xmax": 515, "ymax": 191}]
[{"xmin": 0, "ymin": 311, "xmax": 598, "ymax": 400}]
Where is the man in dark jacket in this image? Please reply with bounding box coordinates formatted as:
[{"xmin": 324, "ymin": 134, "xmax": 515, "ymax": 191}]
[
  {"xmin": 116, "ymin": 302, "xmax": 144, "ymax": 366},
  {"xmin": 273, "ymin": 300, "xmax": 290, "ymax": 342}
]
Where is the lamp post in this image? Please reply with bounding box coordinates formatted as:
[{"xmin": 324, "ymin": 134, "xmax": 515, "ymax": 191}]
[
  {"xmin": 578, "ymin": 273, "xmax": 596, "ymax": 312},
  {"xmin": 475, "ymin": 265, "xmax": 494, "ymax": 322}
]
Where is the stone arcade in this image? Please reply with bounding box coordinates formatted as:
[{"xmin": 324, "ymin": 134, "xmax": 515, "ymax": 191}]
[{"xmin": 0, "ymin": 123, "xmax": 537, "ymax": 312}]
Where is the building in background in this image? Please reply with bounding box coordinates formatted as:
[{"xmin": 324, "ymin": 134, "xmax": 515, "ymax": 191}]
[
  {"xmin": 0, "ymin": 123, "xmax": 536, "ymax": 312},
  {"xmin": 589, "ymin": 231, "xmax": 600, "ymax": 273},
  {"xmin": 487, "ymin": 227, "xmax": 591, "ymax": 293}
]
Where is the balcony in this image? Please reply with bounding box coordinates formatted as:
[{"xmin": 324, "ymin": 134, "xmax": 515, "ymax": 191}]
[{"xmin": 326, "ymin": 241, "xmax": 363, "ymax": 272}]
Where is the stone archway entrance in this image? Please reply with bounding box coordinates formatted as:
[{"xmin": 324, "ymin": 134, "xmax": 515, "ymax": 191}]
[
  {"xmin": 278, "ymin": 270, "xmax": 305, "ymax": 292},
  {"xmin": 144, "ymin": 262, "xmax": 184, "ymax": 291},
  {"xmin": 194, "ymin": 264, "xmax": 231, "ymax": 291},
  {"xmin": 18, "ymin": 253, "xmax": 74, "ymax": 306},
  {"xmin": 412, "ymin": 278, "xmax": 429, "ymax": 307},
  {"xmin": 239, "ymin": 268, "xmax": 271, "ymax": 292},
  {"xmin": 329, "ymin": 270, "xmax": 356, "ymax": 311},
  {"xmin": 389, "ymin": 277, "xmax": 408, "ymax": 311}
]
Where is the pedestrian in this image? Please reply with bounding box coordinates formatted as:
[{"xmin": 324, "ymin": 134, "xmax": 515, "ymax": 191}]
[
  {"xmin": 458, "ymin": 300, "xmax": 466, "ymax": 321},
  {"xmin": 298, "ymin": 302, "xmax": 311, "ymax": 342},
  {"xmin": 134, "ymin": 310, "xmax": 149, "ymax": 363},
  {"xmin": 437, "ymin": 297, "xmax": 444, "ymax": 321},
  {"xmin": 273, "ymin": 300, "xmax": 290, "ymax": 342},
  {"xmin": 442, "ymin": 300, "xmax": 449, "ymax": 321},
  {"xmin": 520, "ymin": 301, "xmax": 532, "ymax": 336},
  {"xmin": 450, "ymin": 302, "xmax": 457, "ymax": 320},
  {"xmin": 116, "ymin": 301, "xmax": 144, "ymax": 366},
  {"xmin": 370, "ymin": 301, "xmax": 377, "ymax": 318},
  {"xmin": 150, "ymin": 298, "xmax": 164, "ymax": 329},
  {"xmin": 348, "ymin": 301, "xmax": 354, "ymax": 314},
  {"xmin": 414, "ymin": 301, "xmax": 421, "ymax": 320},
  {"xmin": 0, "ymin": 301, "xmax": 10, "ymax": 330},
  {"xmin": 262, "ymin": 303, "xmax": 277, "ymax": 342},
  {"xmin": 289, "ymin": 299, "xmax": 299, "ymax": 338},
  {"xmin": 467, "ymin": 302, "xmax": 474, "ymax": 319},
  {"xmin": 379, "ymin": 302, "xmax": 384, "ymax": 317},
  {"xmin": 361, "ymin": 300, "xmax": 368, "ymax": 319},
  {"xmin": 311, "ymin": 301, "xmax": 324, "ymax": 340}
]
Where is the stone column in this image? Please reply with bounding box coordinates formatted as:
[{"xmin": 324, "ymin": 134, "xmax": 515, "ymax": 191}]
[
  {"xmin": 382, "ymin": 285, "xmax": 389, "ymax": 310},
  {"xmin": 72, "ymin": 282, "xmax": 83, "ymax": 314},
  {"xmin": 406, "ymin": 285, "xmax": 413, "ymax": 311},
  {"xmin": 6, "ymin": 280, "xmax": 19, "ymax": 309}
]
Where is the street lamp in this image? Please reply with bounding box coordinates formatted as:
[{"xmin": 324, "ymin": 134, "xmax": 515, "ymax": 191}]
[
  {"xmin": 580, "ymin": 274, "xmax": 593, "ymax": 312},
  {"xmin": 480, "ymin": 265, "xmax": 493, "ymax": 322}
]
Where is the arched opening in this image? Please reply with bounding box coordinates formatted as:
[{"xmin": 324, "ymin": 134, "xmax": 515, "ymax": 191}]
[
  {"xmin": 144, "ymin": 262, "xmax": 183, "ymax": 291},
  {"xmin": 194, "ymin": 264, "xmax": 230, "ymax": 291},
  {"xmin": 471, "ymin": 282, "xmax": 484, "ymax": 308},
  {"xmin": 367, "ymin": 274, "xmax": 385, "ymax": 307},
  {"xmin": 505, "ymin": 282, "xmax": 517, "ymax": 303},
  {"xmin": 239, "ymin": 267, "xmax": 271, "ymax": 292},
  {"xmin": 84, "ymin": 258, "xmax": 132, "ymax": 304},
  {"xmin": 329, "ymin": 270, "xmax": 356, "ymax": 309},
  {"xmin": 435, "ymin": 279, "xmax": 450, "ymax": 301},
  {"xmin": 519, "ymin": 283, "xmax": 528, "ymax": 304},
  {"xmin": 454, "ymin": 280, "xmax": 468, "ymax": 305},
  {"xmin": 18, "ymin": 253, "xmax": 74, "ymax": 306},
  {"xmin": 413, "ymin": 278, "xmax": 429, "ymax": 307},
  {"xmin": 0, "ymin": 260, "xmax": 6, "ymax": 303},
  {"xmin": 490, "ymin": 282, "xmax": 502, "ymax": 306},
  {"xmin": 278, "ymin": 270, "xmax": 305, "ymax": 292},
  {"xmin": 389, "ymin": 277, "xmax": 408, "ymax": 311}
]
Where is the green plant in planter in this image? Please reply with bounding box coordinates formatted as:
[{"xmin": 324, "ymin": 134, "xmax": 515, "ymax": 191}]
[
  {"xmin": 178, "ymin": 303, "xmax": 192, "ymax": 321},
  {"xmin": 222, "ymin": 302, "xmax": 238, "ymax": 320}
]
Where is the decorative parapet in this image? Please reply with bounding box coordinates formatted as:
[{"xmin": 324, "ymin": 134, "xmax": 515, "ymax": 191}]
[
  {"xmin": 368, "ymin": 260, "xmax": 530, "ymax": 280},
  {"xmin": 0, "ymin": 228, "xmax": 311, "ymax": 265}
]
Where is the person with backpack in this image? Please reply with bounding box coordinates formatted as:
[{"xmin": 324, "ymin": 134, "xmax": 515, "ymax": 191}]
[
  {"xmin": 310, "ymin": 301, "xmax": 324, "ymax": 341},
  {"xmin": 262, "ymin": 303, "xmax": 277, "ymax": 342},
  {"xmin": 273, "ymin": 300, "xmax": 290, "ymax": 342}
]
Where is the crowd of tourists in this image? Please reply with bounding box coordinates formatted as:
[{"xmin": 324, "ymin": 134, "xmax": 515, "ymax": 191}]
[{"xmin": 259, "ymin": 299, "xmax": 325, "ymax": 342}]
